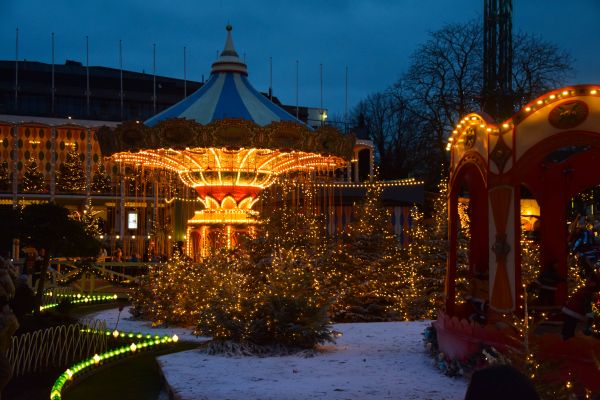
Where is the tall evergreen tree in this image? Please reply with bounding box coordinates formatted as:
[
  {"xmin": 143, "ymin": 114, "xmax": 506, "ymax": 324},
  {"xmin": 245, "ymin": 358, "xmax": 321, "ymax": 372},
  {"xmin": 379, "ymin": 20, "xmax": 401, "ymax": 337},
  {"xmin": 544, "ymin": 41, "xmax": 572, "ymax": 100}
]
[
  {"xmin": 91, "ymin": 164, "xmax": 112, "ymax": 194},
  {"xmin": 328, "ymin": 183, "xmax": 407, "ymax": 321},
  {"xmin": 22, "ymin": 159, "xmax": 46, "ymax": 193},
  {"xmin": 57, "ymin": 146, "xmax": 86, "ymax": 193}
]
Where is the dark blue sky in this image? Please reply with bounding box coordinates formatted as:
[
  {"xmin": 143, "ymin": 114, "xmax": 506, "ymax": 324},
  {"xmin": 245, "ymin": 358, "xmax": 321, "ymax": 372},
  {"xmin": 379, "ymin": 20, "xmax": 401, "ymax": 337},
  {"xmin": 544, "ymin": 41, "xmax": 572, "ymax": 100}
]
[{"xmin": 2, "ymin": 0, "xmax": 599, "ymax": 118}]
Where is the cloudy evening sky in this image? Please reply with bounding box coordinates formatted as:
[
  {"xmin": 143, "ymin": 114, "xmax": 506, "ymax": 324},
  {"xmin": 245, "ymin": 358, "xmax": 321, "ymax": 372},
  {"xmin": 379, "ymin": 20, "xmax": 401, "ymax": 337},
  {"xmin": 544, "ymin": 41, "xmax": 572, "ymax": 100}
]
[{"xmin": 1, "ymin": 0, "xmax": 599, "ymax": 119}]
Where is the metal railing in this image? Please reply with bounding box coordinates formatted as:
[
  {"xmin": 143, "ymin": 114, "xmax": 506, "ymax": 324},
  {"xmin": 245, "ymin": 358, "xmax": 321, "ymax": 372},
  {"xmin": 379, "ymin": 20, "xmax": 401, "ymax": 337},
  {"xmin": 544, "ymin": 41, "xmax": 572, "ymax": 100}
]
[
  {"xmin": 7, "ymin": 320, "xmax": 108, "ymax": 377},
  {"xmin": 47, "ymin": 259, "xmax": 151, "ymax": 293}
]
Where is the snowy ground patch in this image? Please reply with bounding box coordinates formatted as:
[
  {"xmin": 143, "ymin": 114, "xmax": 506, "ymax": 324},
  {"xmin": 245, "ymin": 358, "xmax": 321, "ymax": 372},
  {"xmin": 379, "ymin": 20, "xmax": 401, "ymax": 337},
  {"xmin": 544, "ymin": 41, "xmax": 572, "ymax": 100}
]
[{"xmin": 157, "ymin": 320, "xmax": 467, "ymax": 400}]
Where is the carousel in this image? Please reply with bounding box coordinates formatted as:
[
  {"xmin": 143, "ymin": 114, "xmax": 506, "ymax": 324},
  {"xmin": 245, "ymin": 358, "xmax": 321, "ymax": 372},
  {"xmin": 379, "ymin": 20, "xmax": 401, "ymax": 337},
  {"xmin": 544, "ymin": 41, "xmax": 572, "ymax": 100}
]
[
  {"xmin": 98, "ymin": 25, "xmax": 354, "ymax": 259},
  {"xmin": 439, "ymin": 85, "xmax": 600, "ymax": 391}
]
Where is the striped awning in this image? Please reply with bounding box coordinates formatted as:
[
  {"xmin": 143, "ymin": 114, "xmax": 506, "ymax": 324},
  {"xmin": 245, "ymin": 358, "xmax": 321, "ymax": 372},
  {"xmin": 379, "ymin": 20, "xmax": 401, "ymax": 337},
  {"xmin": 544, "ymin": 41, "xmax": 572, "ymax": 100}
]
[{"xmin": 146, "ymin": 25, "xmax": 307, "ymax": 128}]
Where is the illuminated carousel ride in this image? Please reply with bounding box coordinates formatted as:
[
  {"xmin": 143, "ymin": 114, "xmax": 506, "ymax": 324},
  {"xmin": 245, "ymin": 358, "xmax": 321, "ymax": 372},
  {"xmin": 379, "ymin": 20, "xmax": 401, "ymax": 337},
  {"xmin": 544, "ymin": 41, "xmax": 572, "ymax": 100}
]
[{"xmin": 98, "ymin": 26, "xmax": 354, "ymax": 259}]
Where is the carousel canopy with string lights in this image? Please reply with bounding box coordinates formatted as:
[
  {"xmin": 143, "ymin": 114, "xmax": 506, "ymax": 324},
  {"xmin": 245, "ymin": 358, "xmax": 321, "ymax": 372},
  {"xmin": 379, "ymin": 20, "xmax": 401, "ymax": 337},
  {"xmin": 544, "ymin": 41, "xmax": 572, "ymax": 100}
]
[{"xmin": 98, "ymin": 25, "xmax": 354, "ymax": 217}]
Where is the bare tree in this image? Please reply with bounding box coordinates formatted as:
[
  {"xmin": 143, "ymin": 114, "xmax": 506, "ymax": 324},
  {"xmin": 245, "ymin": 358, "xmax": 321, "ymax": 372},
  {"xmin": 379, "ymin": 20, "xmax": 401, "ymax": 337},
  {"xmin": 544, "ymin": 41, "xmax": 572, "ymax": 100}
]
[
  {"xmin": 512, "ymin": 33, "xmax": 573, "ymax": 109},
  {"xmin": 351, "ymin": 20, "xmax": 572, "ymax": 185},
  {"xmin": 353, "ymin": 86, "xmax": 421, "ymax": 180}
]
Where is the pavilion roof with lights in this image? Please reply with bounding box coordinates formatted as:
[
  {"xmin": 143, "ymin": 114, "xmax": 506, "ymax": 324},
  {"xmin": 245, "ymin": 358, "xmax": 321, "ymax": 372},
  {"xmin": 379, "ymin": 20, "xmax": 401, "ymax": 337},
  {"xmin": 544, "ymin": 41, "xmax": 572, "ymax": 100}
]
[{"xmin": 97, "ymin": 25, "xmax": 354, "ymax": 254}]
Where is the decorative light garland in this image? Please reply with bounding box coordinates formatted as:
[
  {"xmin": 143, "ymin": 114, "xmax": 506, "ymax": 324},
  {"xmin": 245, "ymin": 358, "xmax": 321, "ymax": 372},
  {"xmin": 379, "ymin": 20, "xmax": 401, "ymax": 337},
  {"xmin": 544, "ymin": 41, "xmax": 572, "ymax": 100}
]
[
  {"xmin": 447, "ymin": 85, "xmax": 600, "ymax": 152},
  {"xmin": 40, "ymin": 293, "xmax": 119, "ymax": 312},
  {"xmin": 49, "ymin": 328, "xmax": 179, "ymax": 400}
]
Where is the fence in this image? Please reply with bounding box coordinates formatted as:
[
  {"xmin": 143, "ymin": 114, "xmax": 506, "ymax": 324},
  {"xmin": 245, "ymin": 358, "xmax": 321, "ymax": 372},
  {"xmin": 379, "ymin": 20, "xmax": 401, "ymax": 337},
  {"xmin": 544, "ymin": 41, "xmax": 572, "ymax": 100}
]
[
  {"xmin": 7, "ymin": 320, "xmax": 108, "ymax": 377},
  {"xmin": 47, "ymin": 259, "xmax": 150, "ymax": 293}
]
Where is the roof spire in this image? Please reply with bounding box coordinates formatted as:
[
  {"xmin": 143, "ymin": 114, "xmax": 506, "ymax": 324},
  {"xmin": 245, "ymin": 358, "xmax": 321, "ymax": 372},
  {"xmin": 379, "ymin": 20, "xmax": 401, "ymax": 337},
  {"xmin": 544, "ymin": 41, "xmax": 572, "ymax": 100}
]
[{"xmin": 211, "ymin": 24, "xmax": 248, "ymax": 76}]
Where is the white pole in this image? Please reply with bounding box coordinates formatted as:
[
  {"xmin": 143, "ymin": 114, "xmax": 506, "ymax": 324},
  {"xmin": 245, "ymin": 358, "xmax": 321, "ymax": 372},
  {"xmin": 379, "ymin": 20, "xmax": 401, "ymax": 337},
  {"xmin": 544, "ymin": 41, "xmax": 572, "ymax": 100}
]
[
  {"xmin": 14, "ymin": 28, "xmax": 18, "ymax": 111},
  {"xmin": 119, "ymin": 40, "xmax": 124, "ymax": 120},
  {"xmin": 320, "ymin": 63, "xmax": 324, "ymax": 127},
  {"xmin": 269, "ymin": 56, "xmax": 272, "ymax": 100},
  {"xmin": 295, "ymin": 60, "xmax": 299, "ymax": 119},
  {"xmin": 153, "ymin": 43, "xmax": 156, "ymax": 114},
  {"xmin": 345, "ymin": 65, "xmax": 348, "ymax": 133},
  {"xmin": 51, "ymin": 32, "xmax": 55, "ymax": 115},
  {"xmin": 86, "ymin": 36, "xmax": 90, "ymax": 116}
]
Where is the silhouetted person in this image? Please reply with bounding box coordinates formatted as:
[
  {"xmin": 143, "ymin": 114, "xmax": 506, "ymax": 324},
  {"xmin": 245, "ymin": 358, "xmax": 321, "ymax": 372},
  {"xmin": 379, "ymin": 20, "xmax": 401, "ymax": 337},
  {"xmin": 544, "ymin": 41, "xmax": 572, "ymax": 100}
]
[{"xmin": 465, "ymin": 365, "xmax": 539, "ymax": 400}]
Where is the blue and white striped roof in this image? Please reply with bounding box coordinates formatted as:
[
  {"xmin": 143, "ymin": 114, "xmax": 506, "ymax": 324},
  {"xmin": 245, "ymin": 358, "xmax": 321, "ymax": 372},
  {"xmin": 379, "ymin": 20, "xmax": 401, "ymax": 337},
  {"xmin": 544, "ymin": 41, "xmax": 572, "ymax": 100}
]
[{"xmin": 145, "ymin": 25, "xmax": 307, "ymax": 128}]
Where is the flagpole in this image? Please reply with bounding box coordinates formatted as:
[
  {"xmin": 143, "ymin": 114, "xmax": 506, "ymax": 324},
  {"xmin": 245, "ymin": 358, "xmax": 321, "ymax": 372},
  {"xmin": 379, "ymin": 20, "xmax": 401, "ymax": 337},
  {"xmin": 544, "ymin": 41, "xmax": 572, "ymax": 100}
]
[
  {"xmin": 320, "ymin": 63, "xmax": 323, "ymax": 127},
  {"xmin": 51, "ymin": 32, "xmax": 55, "ymax": 115},
  {"xmin": 14, "ymin": 28, "xmax": 18, "ymax": 111},
  {"xmin": 86, "ymin": 36, "xmax": 90, "ymax": 116},
  {"xmin": 295, "ymin": 60, "xmax": 299, "ymax": 120},
  {"xmin": 183, "ymin": 46, "xmax": 187, "ymax": 98},
  {"xmin": 269, "ymin": 56, "xmax": 272, "ymax": 100},
  {"xmin": 153, "ymin": 43, "xmax": 156, "ymax": 114},
  {"xmin": 119, "ymin": 40, "xmax": 123, "ymax": 120},
  {"xmin": 345, "ymin": 65, "xmax": 348, "ymax": 133}
]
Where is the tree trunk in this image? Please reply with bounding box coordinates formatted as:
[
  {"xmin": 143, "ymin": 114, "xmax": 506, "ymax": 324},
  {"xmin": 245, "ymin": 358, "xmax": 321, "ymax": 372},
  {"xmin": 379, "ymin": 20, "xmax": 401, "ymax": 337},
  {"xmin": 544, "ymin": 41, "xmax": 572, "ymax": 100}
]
[{"xmin": 33, "ymin": 250, "xmax": 50, "ymax": 315}]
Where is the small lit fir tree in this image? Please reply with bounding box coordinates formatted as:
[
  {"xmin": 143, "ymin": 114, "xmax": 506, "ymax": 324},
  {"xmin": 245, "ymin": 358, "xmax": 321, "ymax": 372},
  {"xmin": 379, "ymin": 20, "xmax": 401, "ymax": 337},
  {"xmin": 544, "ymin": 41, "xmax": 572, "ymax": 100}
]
[
  {"xmin": 328, "ymin": 183, "xmax": 408, "ymax": 321},
  {"xmin": 131, "ymin": 248, "xmax": 204, "ymax": 326},
  {"xmin": 22, "ymin": 158, "xmax": 46, "ymax": 192},
  {"xmin": 57, "ymin": 145, "xmax": 85, "ymax": 193},
  {"xmin": 91, "ymin": 164, "xmax": 112, "ymax": 194},
  {"xmin": 81, "ymin": 204, "xmax": 103, "ymax": 238},
  {"xmin": 404, "ymin": 178, "xmax": 470, "ymax": 319},
  {"xmin": 132, "ymin": 181, "xmax": 335, "ymax": 351},
  {"xmin": 0, "ymin": 161, "xmax": 10, "ymax": 192}
]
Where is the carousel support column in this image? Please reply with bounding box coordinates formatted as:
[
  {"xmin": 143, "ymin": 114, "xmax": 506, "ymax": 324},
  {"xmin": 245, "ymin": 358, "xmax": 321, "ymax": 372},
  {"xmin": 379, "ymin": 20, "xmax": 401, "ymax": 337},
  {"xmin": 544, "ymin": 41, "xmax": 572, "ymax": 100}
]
[
  {"xmin": 153, "ymin": 172, "xmax": 159, "ymax": 228},
  {"xmin": 445, "ymin": 188, "xmax": 459, "ymax": 315},
  {"xmin": 539, "ymin": 186, "xmax": 568, "ymax": 305},
  {"xmin": 49, "ymin": 127, "xmax": 56, "ymax": 201},
  {"xmin": 185, "ymin": 226, "xmax": 192, "ymax": 259},
  {"xmin": 201, "ymin": 226, "xmax": 207, "ymax": 258},
  {"xmin": 119, "ymin": 174, "xmax": 125, "ymax": 239},
  {"xmin": 226, "ymin": 225, "xmax": 232, "ymax": 249},
  {"xmin": 11, "ymin": 124, "xmax": 18, "ymax": 206},
  {"xmin": 346, "ymin": 161, "xmax": 351, "ymax": 183}
]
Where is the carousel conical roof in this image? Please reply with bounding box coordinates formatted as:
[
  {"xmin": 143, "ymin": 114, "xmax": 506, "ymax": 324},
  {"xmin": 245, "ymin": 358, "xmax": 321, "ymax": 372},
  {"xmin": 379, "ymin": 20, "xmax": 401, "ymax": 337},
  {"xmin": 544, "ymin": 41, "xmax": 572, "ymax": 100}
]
[{"xmin": 145, "ymin": 25, "xmax": 306, "ymax": 128}]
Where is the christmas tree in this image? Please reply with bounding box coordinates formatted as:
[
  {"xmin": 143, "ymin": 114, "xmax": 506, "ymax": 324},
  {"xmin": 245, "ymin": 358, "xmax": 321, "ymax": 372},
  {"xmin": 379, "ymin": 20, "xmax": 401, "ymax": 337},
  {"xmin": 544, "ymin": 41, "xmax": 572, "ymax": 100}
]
[
  {"xmin": 328, "ymin": 183, "xmax": 407, "ymax": 321},
  {"xmin": 131, "ymin": 180, "xmax": 335, "ymax": 351},
  {"xmin": 91, "ymin": 164, "xmax": 112, "ymax": 194},
  {"xmin": 81, "ymin": 205, "xmax": 103, "ymax": 238},
  {"xmin": 57, "ymin": 146, "xmax": 86, "ymax": 193},
  {"xmin": 0, "ymin": 161, "xmax": 10, "ymax": 192},
  {"xmin": 22, "ymin": 158, "xmax": 46, "ymax": 193},
  {"xmin": 403, "ymin": 178, "xmax": 469, "ymax": 319}
]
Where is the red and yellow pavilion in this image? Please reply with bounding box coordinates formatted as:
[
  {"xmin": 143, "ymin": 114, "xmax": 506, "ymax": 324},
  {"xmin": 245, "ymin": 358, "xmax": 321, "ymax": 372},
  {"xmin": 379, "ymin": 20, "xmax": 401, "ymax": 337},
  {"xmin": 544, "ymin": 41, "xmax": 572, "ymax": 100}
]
[{"xmin": 439, "ymin": 85, "xmax": 600, "ymax": 390}]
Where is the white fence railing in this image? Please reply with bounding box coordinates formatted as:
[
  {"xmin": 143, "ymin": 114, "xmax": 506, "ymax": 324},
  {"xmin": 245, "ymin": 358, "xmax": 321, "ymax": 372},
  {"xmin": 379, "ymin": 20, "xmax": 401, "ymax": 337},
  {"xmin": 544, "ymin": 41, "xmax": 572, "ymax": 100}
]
[{"xmin": 7, "ymin": 320, "xmax": 108, "ymax": 377}]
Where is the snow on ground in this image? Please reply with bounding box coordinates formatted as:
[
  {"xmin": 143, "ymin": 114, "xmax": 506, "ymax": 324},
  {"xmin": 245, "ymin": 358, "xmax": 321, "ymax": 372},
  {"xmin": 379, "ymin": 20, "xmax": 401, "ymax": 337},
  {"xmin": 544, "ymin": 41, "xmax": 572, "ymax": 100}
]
[
  {"xmin": 84, "ymin": 308, "xmax": 466, "ymax": 399},
  {"xmin": 157, "ymin": 320, "xmax": 467, "ymax": 400},
  {"xmin": 84, "ymin": 306, "xmax": 208, "ymax": 343}
]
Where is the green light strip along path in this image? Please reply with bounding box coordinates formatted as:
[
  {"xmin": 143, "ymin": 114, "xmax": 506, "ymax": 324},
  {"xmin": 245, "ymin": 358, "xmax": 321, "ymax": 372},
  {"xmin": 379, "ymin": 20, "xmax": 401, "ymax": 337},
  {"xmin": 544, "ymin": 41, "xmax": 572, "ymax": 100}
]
[
  {"xmin": 41, "ymin": 293, "xmax": 120, "ymax": 312},
  {"xmin": 50, "ymin": 329, "xmax": 195, "ymax": 400},
  {"xmin": 62, "ymin": 341, "xmax": 198, "ymax": 400}
]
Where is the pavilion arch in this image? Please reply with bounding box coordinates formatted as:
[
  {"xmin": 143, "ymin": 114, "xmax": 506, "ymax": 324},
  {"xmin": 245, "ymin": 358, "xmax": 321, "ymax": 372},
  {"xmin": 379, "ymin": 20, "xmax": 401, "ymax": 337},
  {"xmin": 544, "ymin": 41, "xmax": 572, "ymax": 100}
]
[
  {"xmin": 446, "ymin": 151, "xmax": 489, "ymax": 315},
  {"xmin": 434, "ymin": 86, "xmax": 600, "ymax": 389},
  {"xmin": 442, "ymin": 85, "xmax": 600, "ymax": 316},
  {"xmin": 516, "ymin": 131, "xmax": 600, "ymax": 305}
]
